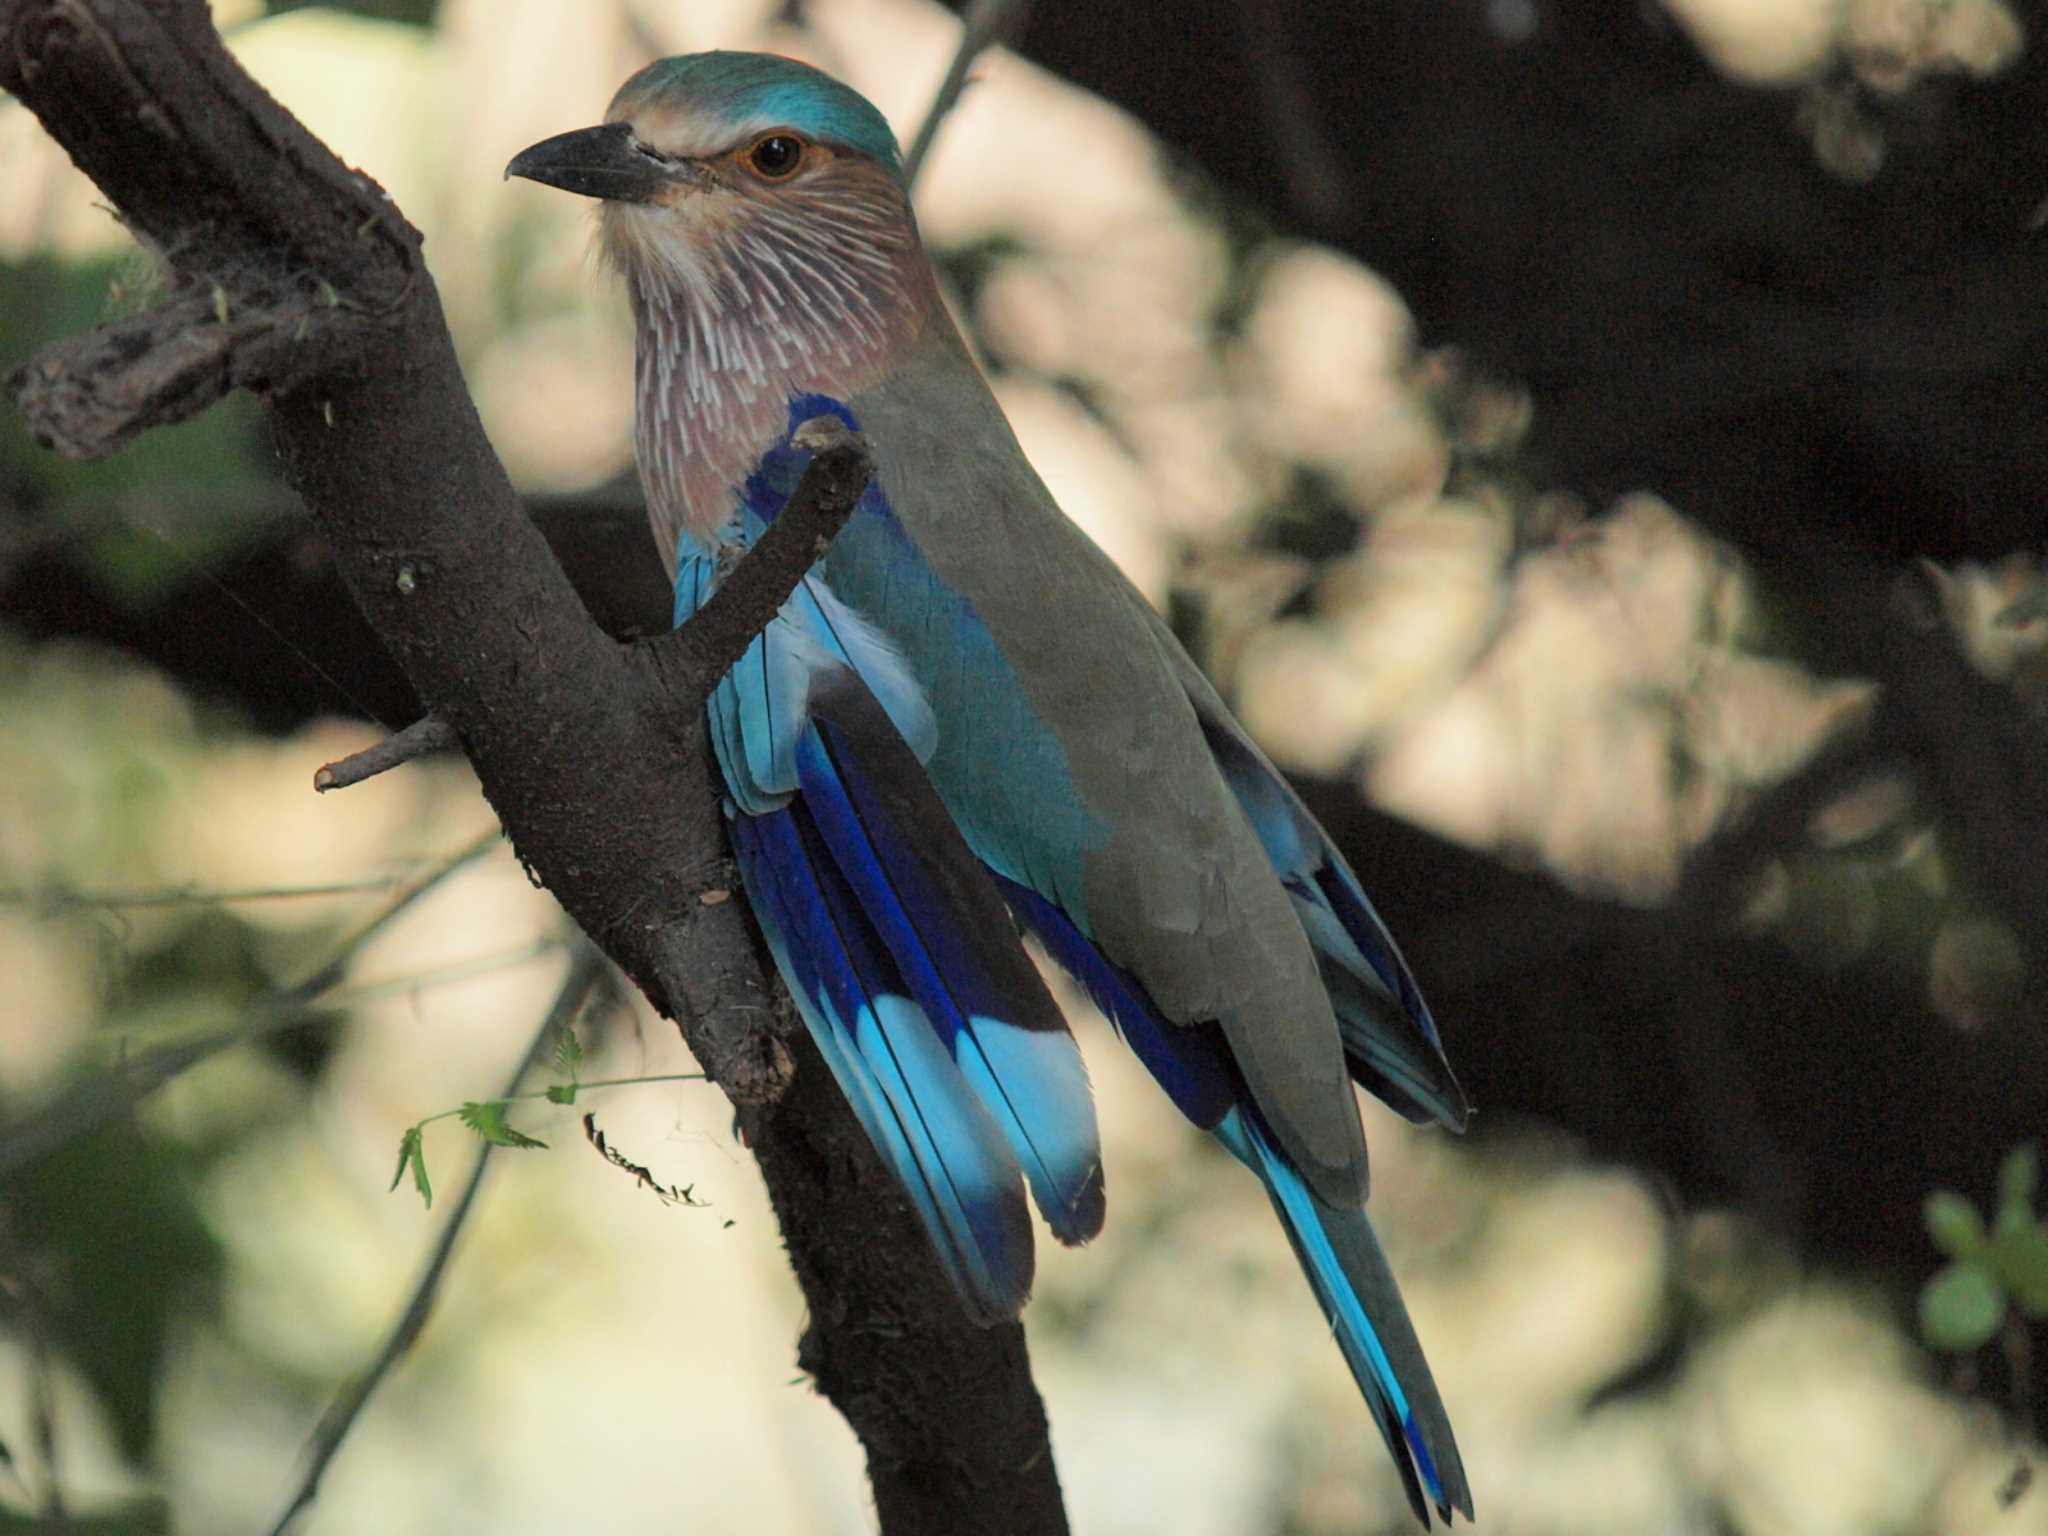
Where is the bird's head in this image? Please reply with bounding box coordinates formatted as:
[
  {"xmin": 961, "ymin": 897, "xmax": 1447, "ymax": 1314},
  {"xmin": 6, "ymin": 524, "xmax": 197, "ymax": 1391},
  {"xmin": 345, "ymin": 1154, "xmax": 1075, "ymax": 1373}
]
[
  {"xmin": 507, "ymin": 51, "xmax": 926, "ymax": 334},
  {"xmin": 507, "ymin": 52, "xmax": 931, "ymax": 551}
]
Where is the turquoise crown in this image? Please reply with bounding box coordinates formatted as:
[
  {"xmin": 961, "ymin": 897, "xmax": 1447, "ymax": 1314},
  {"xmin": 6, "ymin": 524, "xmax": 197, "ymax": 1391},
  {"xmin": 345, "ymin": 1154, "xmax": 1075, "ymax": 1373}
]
[{"xmin": 612, "ymin": 52, "xmax": 903, "ymax": 177}]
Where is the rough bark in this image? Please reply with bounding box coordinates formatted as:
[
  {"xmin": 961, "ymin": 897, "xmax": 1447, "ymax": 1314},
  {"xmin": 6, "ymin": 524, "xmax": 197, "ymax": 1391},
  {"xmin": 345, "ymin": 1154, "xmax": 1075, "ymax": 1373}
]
[{"xmin": 0, "ymin": 3, "xmax": 1068, "ymax": 1530}]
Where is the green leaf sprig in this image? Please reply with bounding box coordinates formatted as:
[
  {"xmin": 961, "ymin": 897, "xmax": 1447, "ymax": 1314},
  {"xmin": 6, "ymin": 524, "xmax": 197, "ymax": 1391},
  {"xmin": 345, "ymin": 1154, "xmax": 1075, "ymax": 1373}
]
[
  {"xmin": 1919, "ymin": 1143, "xmax": 2048, "ymax": 1352},
  {"xmin": 388, "ymin": 1028, "xmax": 702, "ymax": 1208}
]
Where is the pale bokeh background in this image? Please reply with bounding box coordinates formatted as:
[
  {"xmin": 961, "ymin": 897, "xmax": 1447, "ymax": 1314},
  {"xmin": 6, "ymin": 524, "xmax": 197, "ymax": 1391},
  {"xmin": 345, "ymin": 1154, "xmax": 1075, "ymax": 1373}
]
[{"xmin": 1, "ymin": 0, "xmax": 2042, "ymax": 1532}]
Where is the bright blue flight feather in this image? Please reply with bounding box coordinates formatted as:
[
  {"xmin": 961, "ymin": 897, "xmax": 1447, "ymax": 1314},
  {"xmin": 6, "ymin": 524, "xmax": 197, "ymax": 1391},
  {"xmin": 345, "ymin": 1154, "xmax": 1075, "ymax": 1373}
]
[
  {"xmin": 795, "ymin": 703, "xmax": 1104, "ymax": 1242},
  {"xmin": 731, "ymin": 802, "xmax": 1032, "ymax": 1320}
]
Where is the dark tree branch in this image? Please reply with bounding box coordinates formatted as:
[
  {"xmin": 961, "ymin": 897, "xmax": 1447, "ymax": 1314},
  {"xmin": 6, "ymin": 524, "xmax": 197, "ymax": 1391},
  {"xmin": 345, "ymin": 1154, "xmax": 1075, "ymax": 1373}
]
[
  {"xmin": 0, "ymin": 3, "xmax": 1068, "ymax": 1531},
  {"xmin": 8, "ymin": 285, "xmax": 359, "ymax": 459}
]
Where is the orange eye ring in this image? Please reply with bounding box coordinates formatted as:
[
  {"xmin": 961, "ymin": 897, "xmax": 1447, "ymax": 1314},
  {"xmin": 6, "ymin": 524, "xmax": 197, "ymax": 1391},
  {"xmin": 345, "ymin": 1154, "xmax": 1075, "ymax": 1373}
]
[{"xmin": 744, "ymin": 133, "xmax": 807, "ymax": 180}]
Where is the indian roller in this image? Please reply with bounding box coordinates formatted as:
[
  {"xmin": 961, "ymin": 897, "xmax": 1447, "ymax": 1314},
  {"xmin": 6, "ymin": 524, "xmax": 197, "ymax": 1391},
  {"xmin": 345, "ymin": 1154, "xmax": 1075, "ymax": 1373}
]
[{"xmin": 509, "ymin": 51, "xmax": 1473, "ymax": 1526}]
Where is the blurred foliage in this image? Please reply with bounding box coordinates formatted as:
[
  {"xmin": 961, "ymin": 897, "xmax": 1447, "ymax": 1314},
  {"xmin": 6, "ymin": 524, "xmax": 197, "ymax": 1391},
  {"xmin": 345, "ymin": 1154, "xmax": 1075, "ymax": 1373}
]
[
  {"xmin": 262, "ymin": 0, "xmax": 440, "ymax": 24},
  {"xmin": 1923, "ymin": 1146, "xmax": 2048, "ymax": 1353},
  {"xmin": 0, "ymin": 1123, "xmax": 223, "ymax": 1464},
  {"xmin": 0, "ymin": 1501, "xmax": 171, "ymax": 1535}
]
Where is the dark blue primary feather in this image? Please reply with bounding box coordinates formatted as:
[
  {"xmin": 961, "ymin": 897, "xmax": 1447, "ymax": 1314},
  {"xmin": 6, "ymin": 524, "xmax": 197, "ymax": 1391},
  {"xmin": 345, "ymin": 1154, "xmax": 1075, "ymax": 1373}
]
[
  {"xmin": 731, "ymin": 803, "xmax": 1033, "ymax": 1321},
  {"xmin": 798, "ymin": 674, "xmax": 1105, "ymax": 1243}
]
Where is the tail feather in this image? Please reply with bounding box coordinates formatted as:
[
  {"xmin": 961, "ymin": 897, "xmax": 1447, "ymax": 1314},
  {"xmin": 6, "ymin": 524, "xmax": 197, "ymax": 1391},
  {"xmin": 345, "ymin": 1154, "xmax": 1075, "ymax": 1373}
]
[
  {"xmin": 1288, "ymin": 888, "xmax": 1466, "ymax": 1128},
  {"xmin": 1218, "ymin": 1106, "xmax": 1473, "ymax": 1527},
  {"xmin": 732, "ymin": 804, "xmax": 1035, "ymax": 1323},
  {"xmin": 1002, "ymin": 870, "xmax": 1470, "ymax": 1525}
]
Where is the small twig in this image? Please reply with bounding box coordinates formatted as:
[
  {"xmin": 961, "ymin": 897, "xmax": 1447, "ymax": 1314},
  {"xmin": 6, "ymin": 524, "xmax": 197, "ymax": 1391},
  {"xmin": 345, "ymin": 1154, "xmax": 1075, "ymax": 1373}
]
[
  {"xmin": 640, "ymin": 419, "xmax": 873, "ymax": 696},
  {"xmin": 7, "ymin": 285, "xmax": 361, "ymax": 463},
  {"xmin": 313, "ymin": 715, "xmax": 457, "ymax": 792},
  {"xmin": 903, "ymin": 0, "xmax": 1034, "ymax": 186},
  {"xmin": 267, "ymin": 940, "xmax": 610, "ymax": 1536},
  {"xmin": 582, "ymin": 1110, "xmax": 708, "ymax": 1207}
]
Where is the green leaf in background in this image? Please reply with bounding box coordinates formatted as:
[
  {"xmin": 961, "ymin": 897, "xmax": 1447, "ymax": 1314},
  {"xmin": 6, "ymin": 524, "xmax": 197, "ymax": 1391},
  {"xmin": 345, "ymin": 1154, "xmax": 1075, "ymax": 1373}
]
[
  {"xmin": 1998, "ymin": 1143, "xmax": 2039, "ymax": 1209},
  {"xmin": 0, "ymin": 1122, "xmax": 223, "ymax": 1463},
  {"xmin": 457, "ymin": 1100, "xmax": 547, "ymax": 1150},
  {"xmin": 1919, "ymin": 1260, "xmax": 2007, "ymax": 1352},
  {"xmin": 1923, "ymin": 1190, "xmax": 1986, "ymax": 1258},
  {"xmin": 1989, "ymin": 1212, "xmax": 2048, "ymax": 1316},
  {"xmin": 552, "ymin": 1026, "xmax": 583, "ymax": 1077}
]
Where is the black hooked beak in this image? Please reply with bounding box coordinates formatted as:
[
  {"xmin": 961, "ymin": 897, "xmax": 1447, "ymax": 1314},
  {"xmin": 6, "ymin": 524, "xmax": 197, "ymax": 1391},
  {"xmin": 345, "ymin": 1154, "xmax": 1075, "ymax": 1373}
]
[{"xmin": 505, "ymin": 121, "xmax": 700, "ymax": 204}]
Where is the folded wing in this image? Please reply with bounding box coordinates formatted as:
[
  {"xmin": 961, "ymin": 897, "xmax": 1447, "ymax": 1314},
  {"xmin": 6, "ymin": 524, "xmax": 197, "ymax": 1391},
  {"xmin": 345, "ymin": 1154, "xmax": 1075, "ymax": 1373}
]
[{"xmin": 680, "ymin": 543, "xmax": 1106, "ymax": 1321}]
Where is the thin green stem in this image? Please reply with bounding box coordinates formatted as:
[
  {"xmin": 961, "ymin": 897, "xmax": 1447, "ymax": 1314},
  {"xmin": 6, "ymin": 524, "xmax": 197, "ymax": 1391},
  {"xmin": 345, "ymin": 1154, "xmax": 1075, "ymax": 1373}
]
[{"xmin": 407, "ymin": 1071, "xmax": 709, "ymax": 1132}]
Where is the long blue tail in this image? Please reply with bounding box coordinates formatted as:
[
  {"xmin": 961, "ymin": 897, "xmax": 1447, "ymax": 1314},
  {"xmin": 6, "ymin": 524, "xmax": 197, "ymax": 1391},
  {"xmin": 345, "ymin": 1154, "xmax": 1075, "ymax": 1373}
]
[
  {"xmin": 1215, "ymin": 1105, "xmax": 1471, "ymax": 1527},
  {"xmin": 1000, "ymin": 874, "xmax": 1472, "ymax": 1526}
]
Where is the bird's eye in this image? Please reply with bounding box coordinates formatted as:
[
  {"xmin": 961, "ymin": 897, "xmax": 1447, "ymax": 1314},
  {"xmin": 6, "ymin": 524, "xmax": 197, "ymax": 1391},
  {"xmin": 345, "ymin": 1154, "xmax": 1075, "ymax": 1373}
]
[{"xmin": 745, "ymin": 134, "xmax": 806, "ymax": 180}]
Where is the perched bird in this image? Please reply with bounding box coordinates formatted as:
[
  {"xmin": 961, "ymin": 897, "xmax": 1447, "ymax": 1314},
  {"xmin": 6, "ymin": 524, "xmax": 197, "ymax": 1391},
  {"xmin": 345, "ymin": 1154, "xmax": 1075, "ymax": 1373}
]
[{"xmin": 509, "ymin": 50, "xmax": 1473, "ymax": 1525}]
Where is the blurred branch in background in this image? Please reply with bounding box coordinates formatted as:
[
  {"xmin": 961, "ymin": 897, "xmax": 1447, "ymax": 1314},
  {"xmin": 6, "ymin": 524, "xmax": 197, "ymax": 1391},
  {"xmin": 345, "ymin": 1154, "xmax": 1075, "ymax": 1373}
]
[
  {"xmin": 0, "ymin": 828, "xmax": 500, "ymax": 1179},
  {"xmin": 267, "ymin": 938, "xmax": 610, "ymax": 1536},
  {"xmin": 901, "ymin": 0, "xmax": 1031, "ymax": 184}
]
